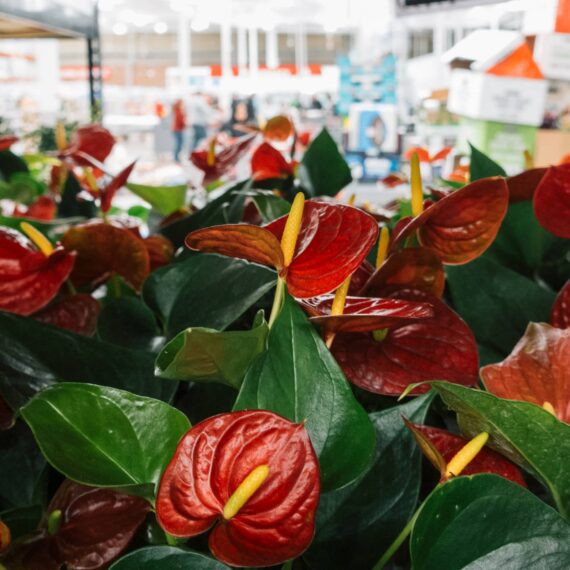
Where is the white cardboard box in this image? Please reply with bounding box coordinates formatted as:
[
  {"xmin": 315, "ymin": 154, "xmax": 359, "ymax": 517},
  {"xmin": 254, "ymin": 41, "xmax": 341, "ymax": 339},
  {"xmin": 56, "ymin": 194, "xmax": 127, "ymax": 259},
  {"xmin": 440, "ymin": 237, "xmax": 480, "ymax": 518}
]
[
  {"xmin": 447, "ymin": 69, "xmax": 547, "ymax": 127},
  {"xmin": 534, "ymin": 34, "xmax": 570, "ymax": 81}
]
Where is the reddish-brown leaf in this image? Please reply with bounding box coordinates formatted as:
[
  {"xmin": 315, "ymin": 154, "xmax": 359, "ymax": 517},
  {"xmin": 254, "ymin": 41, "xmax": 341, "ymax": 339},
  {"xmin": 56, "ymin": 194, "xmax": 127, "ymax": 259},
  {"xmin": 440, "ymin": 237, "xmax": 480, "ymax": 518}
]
[
  {"xmin": 381, "ymin": 173, "xmax": 407, "ymax": 188},
  {"xmin": 265, "ymin": 201, "xmax": 379, "ymax": 298},
  {"xmin": 552, "ymin": 280, "xmax": 570, "ymax": 329},
  {"xmin": 264, "ymin": 115, "xmax": 295, "ymax": 142},
  {"xmin": 100, "ymin": 161, "xmax": 137, "ymax": 213},
  {"xmin": 144, "ymin": 234, "xmax": 174, "ymax": 271},
  {"xmin": 507, "ymin": 167, "xmax": 547, "ymax": 203},
  {"xmin": 190, "ymin": 134, "xmax": 257, "ymax": 185},
  {"xmin": 156, "ymin": 410, "xmax": 320, "ymax": 568},
  {"xmin": 300, "ymin": 294, "xmax": 433, "ymax": 334},
  {"xmin": 481, "ymin": 323, "xmax": 570, "ymax": 423},
  {"xmin": 390, "ymin": 177, "xmax": 509, "ymax": 265},
  {"xmin": 331, "ymin": 289, "xmax": 479, "ymax": 395},
  {"xmin": 60, "ymin": 124, "xmax": 116, "ymax": 167},
  {"xmin": 361, "ymin": 247, "xmax": 445, "ymax": 298},
  {"xmin": 34, "ymin": 294, "xmax": 101, "ymax": 336},
  {"xmin": 533, "ymin": 164, "xmax": 570, "ymax": 238},
  {"xmin": 1, "ymin": 480, "xmax": 148, "ymax": 570},
  {"xmin": 405, "ymin": 421, "xmax": 527, "ymax": 486},
  {"xmin": 0, "ymin": 228, "xmax": 75, "ymax": 316},
  {"xmin": 186, "ymin": 224, "xmax": 284, "ymax": 270},
  {"xmin": 61, "ymin": 223, "xmax": 150, "ymax": 292},
  {"xmin": 251, "ymin": 143, "xmax": 295, "ymax": 180}
]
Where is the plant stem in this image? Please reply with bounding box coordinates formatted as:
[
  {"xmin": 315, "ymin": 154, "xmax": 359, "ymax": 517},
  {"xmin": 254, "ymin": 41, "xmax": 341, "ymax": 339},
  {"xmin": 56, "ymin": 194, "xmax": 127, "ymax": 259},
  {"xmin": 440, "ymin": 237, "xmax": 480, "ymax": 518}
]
[
  {"xmin": 281, "ymin": 560, "xmax": 294, "ymax": 570},
  {"xmin": 165, "ymin": 532, "xmax": 178, "ymax": 546},
  {"xmin": 268, "ymin": 277, "xmax": 286, "ymax": 329},
  {"xmin": 371, "ymin": 509, "xmax": 420, "ymax": 570},
  {"xmin": 65, "ymin": 280, "xmax": 77, "ymax": 295},
  {"xmin": 108, "ymin": 273, "xmax": 122, "ymax": 299}
]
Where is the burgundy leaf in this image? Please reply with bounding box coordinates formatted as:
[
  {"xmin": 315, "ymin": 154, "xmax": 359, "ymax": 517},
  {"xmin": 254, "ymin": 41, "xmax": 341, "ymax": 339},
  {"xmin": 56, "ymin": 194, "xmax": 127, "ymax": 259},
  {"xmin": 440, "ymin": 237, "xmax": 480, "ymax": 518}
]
[{"xmin": 34, "ymin": 294, "xmax": 101, "ymax": 336}]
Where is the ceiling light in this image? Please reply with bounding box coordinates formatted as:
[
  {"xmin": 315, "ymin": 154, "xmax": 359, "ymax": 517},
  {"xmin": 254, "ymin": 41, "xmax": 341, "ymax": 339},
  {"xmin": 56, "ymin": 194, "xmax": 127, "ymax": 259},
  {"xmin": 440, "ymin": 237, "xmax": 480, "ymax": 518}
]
[
  {"xmin": 154, "ymin": 21, "xmax": 169, "ymax": 34},
  {"xmin": 191, "ymin": 18, "xmax": 210, "ymax": 32},
  {"xmin": 112, "ymin": 22, "xmax": 128, "ymax": 35}
]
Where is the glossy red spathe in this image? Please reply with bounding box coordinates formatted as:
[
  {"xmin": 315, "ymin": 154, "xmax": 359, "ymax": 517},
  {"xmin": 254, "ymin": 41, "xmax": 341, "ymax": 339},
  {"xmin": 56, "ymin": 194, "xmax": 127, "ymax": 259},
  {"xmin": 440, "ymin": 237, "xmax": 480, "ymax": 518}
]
[
  {"xmin": 251, "ymin": 143, "xmax": 295, "ymax": 180},
  {"xmin": 34, "ymin": 294, "xmax": 101, "ymax": 336},
  {"xmin": 533, "ymin": 163, "xmax": 570, "ymax": 238},
  {"xmin": 59, "ymin": 124, "xmax": 116, "ymax": 167},
  {"xmin": 156, "ymin": 410, "xmax": 320, "ymax": 568}
]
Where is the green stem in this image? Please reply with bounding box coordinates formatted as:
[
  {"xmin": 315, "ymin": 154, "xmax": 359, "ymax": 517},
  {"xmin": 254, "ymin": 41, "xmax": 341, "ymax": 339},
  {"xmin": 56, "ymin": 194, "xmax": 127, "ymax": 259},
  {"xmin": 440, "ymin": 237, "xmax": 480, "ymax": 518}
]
[
  {"xmin": 165, "ymin": 532, "xmax": 178, "ymax": 546},
  {"xmin": 268, "ymin": 277, "xmax": 286, "ymax": 329},
  {"xmin": 65, "ymin": 279, "xmax": 77, "ymax": 295},
  {"xmin": 372, "ymin": 509, "xmax": 420, "ymax": 570},
  {"xmin": 281, "ymin": 560, "xmax": 294, "ymax": 570},
  {"xmin": 108, "ymin": 273, "xmax": 122, "ymax": 299}
]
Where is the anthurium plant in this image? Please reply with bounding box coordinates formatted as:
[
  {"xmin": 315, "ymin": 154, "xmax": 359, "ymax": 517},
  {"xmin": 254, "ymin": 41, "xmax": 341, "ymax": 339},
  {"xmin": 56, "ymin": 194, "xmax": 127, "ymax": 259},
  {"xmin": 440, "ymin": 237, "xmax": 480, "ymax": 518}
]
[{"xmin": 1, "ymin": 119, "xmax": 570, "ymax": 569}]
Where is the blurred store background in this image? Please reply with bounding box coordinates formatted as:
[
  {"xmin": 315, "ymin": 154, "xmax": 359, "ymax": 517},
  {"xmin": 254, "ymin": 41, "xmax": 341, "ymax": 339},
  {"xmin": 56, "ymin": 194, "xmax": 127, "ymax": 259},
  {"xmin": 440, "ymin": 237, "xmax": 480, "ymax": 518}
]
[{"xmin": 1, "ymin": 0, "xmax": 570, "ymax": 190}]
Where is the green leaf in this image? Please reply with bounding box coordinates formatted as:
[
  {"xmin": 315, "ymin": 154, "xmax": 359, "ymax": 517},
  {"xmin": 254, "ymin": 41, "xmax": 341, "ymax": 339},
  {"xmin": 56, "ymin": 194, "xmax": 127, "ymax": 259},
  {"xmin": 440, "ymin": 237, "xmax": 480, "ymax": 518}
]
[
  {"xmin": 0, "ymin": 422, "xmax": 47, "ymax": 511},
  {"xmin": 0, "ymin": 215, "xmax": 84, "ymax": 241},
  {"xmin": 0, "ymin": 312, "xmax": 176, "ymax": 405},
  {"xmin": 411, "ymin": 474, "xmax": 570, "ymax": 570},
  {"xmin": 127, "ymin": 182, "xmax": 187, "ymax": 216},
  {"xmin": 156, "ymin": 310, "xmax": 268, "ymax": 389},
  {"xmin": 469, "ymin": 143, "xmax": 507, "ymax": 181},
  {"xmin": 98, "ymin": 297, "xmax": 164, "ymax": 352},
  {"xmin": 446, "ymin": 257, "xmax": 555, "ymax": 357},
  {"xmin": 110, "ymin": 546, "xmax": 230, "ymax": 569},
  {"xmin": 58, "ymin": 171, "xmax": 97, "ymax": 219},
  {"xmin": 0, "ymin": 505, "xmax": 43, "ymax": 539},
  {"xmin": 299, "ymin": 129, "xmax": 352, "ymax": 197},
  {"xmin": 305, "ymin": 393, "xmax": 433, "ymax": 570},
  {"xmin": 0, "ymin": 150, "xmax": 29, "ymax": 181},
  {"xmin": 485, "ymin": 201, "xmax": 560, "ymax": 274},
  {"xmin": 143, "ymin": 253, "xmax": 276, "ymax": 337},
  {"xmin": 234, "ymin": 292, "xmax": 375, "ymax": 491},
  {"xmin": 432, "ymin": 381, "xmax": 570, "ymax": 519},
  {"xmin": 0, "ymin": 173, "xmax": 44, "ymax": 204},
  {"xmin": 21, "ymin": 383, "xmax": 190, "ymax": 499},
  {"xmin": 251, "ymin": 192, "xmax": 290, "ymax": 222}
]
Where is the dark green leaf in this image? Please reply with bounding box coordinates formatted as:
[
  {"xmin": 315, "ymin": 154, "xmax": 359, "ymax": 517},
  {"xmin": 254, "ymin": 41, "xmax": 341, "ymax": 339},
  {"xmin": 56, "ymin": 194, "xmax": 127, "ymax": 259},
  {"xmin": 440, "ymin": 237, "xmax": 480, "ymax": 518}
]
[
  {"xmin": 251, "ymin": 192, "xmax": 290, "ymax": 222},
  {"xmin": 305, "ymin": 393, "xmax": 433, "ymax": 570},
  {"xmin": 0, "ymin": 216, "xmax": 84, "ymax": 241},
  {"xmin": 143, "ymin": 253, "xmax": 276, "ymax": 337},
  {"xmin": 0, "ymin": 422, "xmax": 47, "ymax": 511},
  {"xmin": 110, "ymin": 546, "xmax": 230, "ymax": 569},
  {"xmin": 127, "ymin": 182, "xmax": 187, "ymax": 216},
  {"xmin": 0, "ymin": 312, "xmax": 176, "ymax": 405},
  {"xmin": 446, "ymin": 257, "xmax": 555, "ymax": 356},
  {"xmin": 234, "ymin": 293, "xmax": 375, "ymax": 491},
  {"xmin": 156, "ymin": 310, "xmax": 268, "ymax": 388},
  {"xmin": 58, "ymin": 171, "xmax": 97, "ymax": 218},
  {"xmin": 299, "ymin": 129, "xmax": 352, "ymax": 197},
  {"xmin": 0, "ymin": 150, "xmax": 29, "ymax": 181},
  {"xmin": 411, "ymin": 474, "xmax": 570, "ymax": 570},
  {"xmin": 98, "ymin": 297, "xmax": 164, "ymax": 352},
  {"xmin": 0, "ymin": 505, "xmax": 43, "ymax": 539},
  {"xmin": 432, "ymin": 381, "xmax": 570, "ymax": 519},
  {"xmin": 0, "ymin": 173, "xmax": 44, "ymax": 204},
  {"xmin": 469, "ymin": 143, "xmax": 507, "ymax": 182},
  {"xmin": 21, "ymin": 383, "xmax": 190, "ymax": 499}
]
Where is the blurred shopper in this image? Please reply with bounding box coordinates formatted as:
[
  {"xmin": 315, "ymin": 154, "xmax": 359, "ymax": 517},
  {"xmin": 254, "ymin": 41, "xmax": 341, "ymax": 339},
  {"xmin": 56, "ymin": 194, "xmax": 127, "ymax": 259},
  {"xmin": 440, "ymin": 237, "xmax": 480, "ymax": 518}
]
[
  {"xmin": 220, "ymin": 98, "xmax": 257, "ymax": 138},
  {"xmin": 189, "ymin": 92, "xmax": 210, "ymax": 150},
  {"xmin": 171, "ymin": 99, "xmax": 186, "ymax": 162}
]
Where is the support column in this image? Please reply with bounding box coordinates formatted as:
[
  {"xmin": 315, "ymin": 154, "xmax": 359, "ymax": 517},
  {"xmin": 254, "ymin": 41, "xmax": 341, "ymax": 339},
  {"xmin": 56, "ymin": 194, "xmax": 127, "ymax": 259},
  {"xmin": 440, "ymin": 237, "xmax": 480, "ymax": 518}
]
[
  {"xmin": 177, "ymin": 14, "xmax": 190, "ymax": 89},
  {"xmin": 248, "ymin": 25, "xmax": 259, "ymax": 78},
  {"xmin": 294, "ymin": 23, "xmax": 307, "ymax": 75},
  {"xmin": 237, "ymin": 26, "xmax": 248, "ymax": 75},
  {"xmin": 265, "ymin": 27, "xmax": 278, "ymax": 69}
]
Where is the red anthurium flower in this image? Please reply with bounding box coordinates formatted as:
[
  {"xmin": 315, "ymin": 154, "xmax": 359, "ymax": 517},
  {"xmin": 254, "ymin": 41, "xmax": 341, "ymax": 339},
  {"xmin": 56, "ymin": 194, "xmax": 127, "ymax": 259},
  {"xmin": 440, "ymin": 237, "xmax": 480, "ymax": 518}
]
[
  {"xmin": 144, "ymin": 234, "xmax": 174, "ymax": 271},
  {"xmin": 263, "ymin": 115, "xmax": 295, "ymax": 142},
  {"xmin": 99, "ymin": 161, "xmax": 137, "ymax": 213},
  {"xmin": 405, "ymin": 421, "xmax": 527, "ymax": 486},
  {"xmin": 34, "ymin": 294, "xmax": 101, "ymax": 336},
  {"xmin": 331, "ymin": 288, "xmax": 478, "ymax": 396},
  {"xmin": 13, "ymin": 196, "xmax": 57, "ymax": 221},
  {"xmin": 447, "ymin": 164, "xmax": 469, "ymax": 184},
  {"xmin": 389, "ymin": 177, "xmax": 509, "ymax": 265},
  {"xmin": 552, "ymin": 280, "xmax": 570, "ymax": 329},
  {"xmin": 0, "ymin": 135, "xmax": 18, "ymax": 151},
  {"xmin": 381, "ymin": 173, "xmax": 407, "ymax": 188},
  {"xmin": 59, "ymin": 124, "xmax": 116, "ymax": 167},
  {"xmin": 0, "ymin": 226, "xmax": 75, "ymax": 316},
  {"xmin": 191, "ymin": 134, "xmax": 257, "ymax": 186},
  {"xmin": 156, "ymin": 410, "xmax": 320, "ymax": 568},
  {"xmin": 404, "ymin": 146, "xmax": 452, "ymax": 163},
  {"xmin": 186, "ymin": 197, "xmax": 379, "ymax": 298},
  {"xmin": 251, "ymin": 143, "xmax": 296, "ymax": 180},
  {"xmin": 481, "ymin": 323, "xmax": 570, "ymax": 423},
  {"xmin": 0, "ymin": 480, "xmax": 149, "ymax": 570},
  {"xmin": 61, "ymin": 222, "xmax": 150, "ymax": 292},
  {"xmin": 506, "ymin": 167, "xmax": 547, "ymax": 203},
  {"xmin": 533, "ymin": 163, "xmax": 570, "ymax": 238}
]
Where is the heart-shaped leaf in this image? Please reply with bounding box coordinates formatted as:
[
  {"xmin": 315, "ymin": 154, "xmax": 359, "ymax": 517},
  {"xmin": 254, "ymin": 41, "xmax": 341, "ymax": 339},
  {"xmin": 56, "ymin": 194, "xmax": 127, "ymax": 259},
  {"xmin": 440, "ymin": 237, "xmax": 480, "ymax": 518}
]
[
  {"xmin": 127, "ymin": 182, "xmax": 187, "ymax": 216},
  {"xmin": 304, "ymin": 394, "xmax": 433, "ymax": 570},
  {"xmin": 534, "ymin": 164, "xmax": 570, "ymax": 238},
  {"xmin": 34, "ymin": 294, "xmax": 100, "ymax": 336},
  {"xmin": 0, "ymin": 228, "xmax": 75, "ymax": 316},
  {"xmin": 61, "ymin": 222, "xmax": 150, "ymax": 291},
  {"xmin": 0, "ymin": 312, "xmax": 176, "ymax": 405},
  {"xmin": 391, "ymin": 177, "xmax": 509, "ymax": 265},
  {"xmin": 299, "ymin": 129, "xmax": 352, "ymax": 197},
  {"xmin": 234, "ymin": 292, "xmax": 375, "ymax": 491},
  {"xmin": 361, "ymin": 247, "xmax": 445, "ymax": 298},
  {"xmin": 481, "ymin": 323, "xmax": 570, "ymax": 423},
  {"xmin": 446, "ymin": 257, "xmax": 556, "ymax": 357},
  {"xmin": 431, "ymin": 381, "xmax": 570, "ymax": 519},
  {"xmin": 469, "ymin": 143, "xmax": 506, "ymax": 181},
  {"xmin": 21, "ymin": 383, "xmax": 190, "ymax": 498},
  {"xmin": 332, "ymin": 289, "xmax": 478, "ymax": 396},
  {"xmin": 411, "ymin": 474, "xmax": 570, "ymax": 570},
  {"xmin": 143, "ymin": 253, "xmax": 276, "ymax": 337},
  {"xmin": 110, "ymin": 547, "xmax": 230, "ymax": 570},
  {"xmin": 552, "ymin": 280, "xmax": 570, "ymax": 329},
  {"xmin": 156, "ymin": 311, "xmax": 268, "ymax": 388}
]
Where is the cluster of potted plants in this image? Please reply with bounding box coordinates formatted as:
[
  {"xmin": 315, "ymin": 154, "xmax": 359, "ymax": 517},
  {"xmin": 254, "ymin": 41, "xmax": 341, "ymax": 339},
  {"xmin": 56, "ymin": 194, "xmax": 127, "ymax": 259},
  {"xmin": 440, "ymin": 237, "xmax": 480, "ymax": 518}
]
[{"xmin": 0, "ymin": 118, "xmax": 569, "ymax": 569}]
